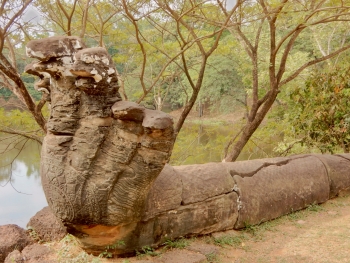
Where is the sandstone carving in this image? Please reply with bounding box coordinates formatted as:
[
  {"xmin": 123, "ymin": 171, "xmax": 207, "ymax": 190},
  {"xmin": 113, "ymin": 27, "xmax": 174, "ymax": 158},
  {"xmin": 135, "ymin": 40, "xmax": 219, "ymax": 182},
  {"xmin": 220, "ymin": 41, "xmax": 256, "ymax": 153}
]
[
  {"xmin": 26, "ymin": 36, "xmax": 350, "ymax": 256},
  {"xmin": 26, "ymin": 35, "xmax": 174, "ymax": 227}
]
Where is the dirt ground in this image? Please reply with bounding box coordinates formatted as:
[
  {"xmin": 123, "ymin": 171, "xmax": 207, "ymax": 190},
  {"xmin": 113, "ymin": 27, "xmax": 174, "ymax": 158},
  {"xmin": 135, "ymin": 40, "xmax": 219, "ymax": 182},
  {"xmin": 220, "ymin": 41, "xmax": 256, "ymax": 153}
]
[
  {"xmin": 44, "ymin": 193, "xmax": 350, "ymax": 263},
  {"xmin": 217, "ymin": 194, "xmax": 350, "ymax": 263}
]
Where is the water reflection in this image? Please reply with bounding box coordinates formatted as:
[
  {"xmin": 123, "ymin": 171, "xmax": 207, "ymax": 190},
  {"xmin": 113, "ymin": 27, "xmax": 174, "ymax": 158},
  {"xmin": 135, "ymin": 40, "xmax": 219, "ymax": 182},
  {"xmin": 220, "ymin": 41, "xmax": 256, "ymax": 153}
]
[
  {"xmin": 170, "ymin": 122, "xmax": 278, "ymax": 165},
  {"xmin": 0, "ymin": 138, "xmax": 47, "ymax": 228},
  {"xmin": 0, "ymin": 137, "xmax": 41, "ymax": 183}
]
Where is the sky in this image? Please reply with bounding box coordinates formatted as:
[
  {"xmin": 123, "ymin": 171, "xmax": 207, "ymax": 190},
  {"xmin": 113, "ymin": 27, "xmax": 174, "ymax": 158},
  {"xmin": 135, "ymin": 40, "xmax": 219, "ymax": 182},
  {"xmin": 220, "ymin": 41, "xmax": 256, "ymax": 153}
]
[
  {"xmin": 22, "ymin": 5, "xmax": 41, "ymax": 24},
  {"xmin": 226, "ymin": 0, "xmax": 237, "ymax": 9}
]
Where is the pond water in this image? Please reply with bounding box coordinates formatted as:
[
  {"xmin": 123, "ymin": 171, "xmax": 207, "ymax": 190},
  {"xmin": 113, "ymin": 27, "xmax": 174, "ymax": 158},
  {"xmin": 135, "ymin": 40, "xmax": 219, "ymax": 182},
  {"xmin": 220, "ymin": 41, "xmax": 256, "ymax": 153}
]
[
  {"xmin": 0, "ymin": 138, "xmax": 47, "ymax": 228},
  {"xmin": 170, "ymin": 122, "xmax": 276, "ymax": 165},
  {"xmin": 0, "ymin": 121, "xmax": 276, "ymax": 228}
]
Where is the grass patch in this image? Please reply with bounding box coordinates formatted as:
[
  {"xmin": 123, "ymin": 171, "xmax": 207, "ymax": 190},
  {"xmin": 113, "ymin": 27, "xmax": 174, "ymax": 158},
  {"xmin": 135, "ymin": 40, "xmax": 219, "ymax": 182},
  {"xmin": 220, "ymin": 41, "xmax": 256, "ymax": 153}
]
[
  {"xmin": 242, "ymin": 219, "xmax": 280, "ymax": 240},
  {"xmin": 136, "ymin": 246, "xmax": 159, "ymax": 258},
  {"xmin": 98, "ymin": 240, "xmax": 125, "ymax": 258},
  {"xmin": 206, "ymin": 252, "xmax": 221, "ymax": 263},
  {"xmin": 163, "ymin": 238, "xmax": 190, "ymax": 249},
  {"xmin": 306, "ymin": 202, "xmax": 324, "ymax": 212},
  {"xmin": 285, "ymin": 209, "xmax": 305, "ymax": 221},
  {"xmin": 212, "ymin": 234, "xmax": 246, "ymax": 248}
]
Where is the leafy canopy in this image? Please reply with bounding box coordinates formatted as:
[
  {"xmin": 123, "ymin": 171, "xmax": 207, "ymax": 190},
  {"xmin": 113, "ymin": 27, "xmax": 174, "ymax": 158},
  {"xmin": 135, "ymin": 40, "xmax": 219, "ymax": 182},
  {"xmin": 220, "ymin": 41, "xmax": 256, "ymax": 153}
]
[{"xmin": 290, "ymin": 60, "xmax": 350, "ymax": 153}]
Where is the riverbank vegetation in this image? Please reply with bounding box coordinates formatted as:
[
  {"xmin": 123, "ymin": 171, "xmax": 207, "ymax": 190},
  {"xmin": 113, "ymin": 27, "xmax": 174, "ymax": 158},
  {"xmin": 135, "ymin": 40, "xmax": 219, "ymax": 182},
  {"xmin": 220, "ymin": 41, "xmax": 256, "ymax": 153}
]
[{"xmin": 1, "ymin": 0, "xmax": 350, "ymax": 163}]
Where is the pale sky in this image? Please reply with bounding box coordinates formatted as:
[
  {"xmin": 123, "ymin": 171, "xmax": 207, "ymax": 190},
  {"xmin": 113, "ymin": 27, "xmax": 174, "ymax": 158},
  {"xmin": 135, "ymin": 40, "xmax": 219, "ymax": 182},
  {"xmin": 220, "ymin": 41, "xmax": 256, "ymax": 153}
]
[
  {"xmin": 22, "ymin": 5, "xmax": 41, "ymax": 24},
  {"xmin": 226, "ymin": 0, "xmax": 237, "ymax": 9}
]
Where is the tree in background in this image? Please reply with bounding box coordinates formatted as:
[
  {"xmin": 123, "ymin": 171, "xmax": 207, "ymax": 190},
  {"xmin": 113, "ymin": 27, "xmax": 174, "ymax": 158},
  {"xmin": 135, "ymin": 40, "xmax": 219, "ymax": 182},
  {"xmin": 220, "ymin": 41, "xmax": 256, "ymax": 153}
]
[
  {"xmin": 215, "ymin": 0, "xmax": 350, "ymax": 161},
  {"xmin": 113, "ymin": 0, "xmax": 239, "ymax": 136},
  {"xmin": 289, "ymin": 60, "xmax": 350, "ymax": 153},
  {"xmin": 0, "ymin": 0, "xmax": 47, "ymax": 137}
]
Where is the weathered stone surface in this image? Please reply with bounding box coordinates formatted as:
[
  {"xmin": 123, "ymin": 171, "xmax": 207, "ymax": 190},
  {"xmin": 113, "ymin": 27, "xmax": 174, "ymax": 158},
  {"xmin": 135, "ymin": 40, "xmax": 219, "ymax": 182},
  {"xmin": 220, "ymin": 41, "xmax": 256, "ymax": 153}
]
[
  {"xmin": 233, "ymin": 156, "xmax": 330, "ymax": 228},
  {"xmin": 27, "ymin": 206, "xmax": 67, "ymax": 242},
  {"xmin": 71, "ymin": 47, "xmax": 118, "ymax": 85},
  {"xmin": 4, "ymin": 250, "xmax": 23, "ymax": 263},
  {"xmin": 142, "ymin": 109, "xmax": 174, "ymax": 130},
  {"xmin": 21, "ymin": 244, "xmax": 54, "ymax": 263},
  {"xmin": 0, "ymin": 225, "xmax": 32, "ymax": 262},
  {"xmin": 143, "ymin": 192, "xmax": 238, "ymax": 243},
  {"xmin": 5, "ymin": 244, "xmax": 57, "ymax": 263},
  {"xmin": 143, "ymin": 164, "xmax": 182, "ymax": 220},
  {"xmin": 174, "ymin": 163, "xmax": 235, "ymax": 205},
  {"xmin": 74, "ymin": 192, "xmax": 238, "ymax": 255},
  {"xmin": 112, "ymin": 101, "xmax": 145, "ymax": 121},
  {"xmin": 26, "ymin": 36, "xmax": 86, "ymax": 61},
  {"xmin": 154, "ymin": 249, "xmax": 207, "ymax": 263},
  {"xmin": 313, "ymin": 154, "xmax": 350, "ymax": 198},
  {"xmin": 336, "ymin": 153, "xmax": 350, "ymax": 161},
  {"xmin": 26, "ymin": 36, "xmax": 175, "ymax": 229},
  {"xmin": 222, "ymin": 157, "xmax": 289, "ymax": 178},
  {"xmin": 5, "ymin": 244, "xmax": 58, "ymax": 263}
]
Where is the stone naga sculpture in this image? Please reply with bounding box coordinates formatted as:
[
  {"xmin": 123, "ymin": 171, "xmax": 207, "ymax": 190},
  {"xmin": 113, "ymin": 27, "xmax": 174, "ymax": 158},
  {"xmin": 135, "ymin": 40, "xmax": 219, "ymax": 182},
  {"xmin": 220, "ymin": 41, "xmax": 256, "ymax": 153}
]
[
  {"xmin": 26, "ymin": 36, "xmax": 350, "ymax": 256},
  {"xmin": 25, "ymin": 36, "xmax": 174, "ymax": 229}
]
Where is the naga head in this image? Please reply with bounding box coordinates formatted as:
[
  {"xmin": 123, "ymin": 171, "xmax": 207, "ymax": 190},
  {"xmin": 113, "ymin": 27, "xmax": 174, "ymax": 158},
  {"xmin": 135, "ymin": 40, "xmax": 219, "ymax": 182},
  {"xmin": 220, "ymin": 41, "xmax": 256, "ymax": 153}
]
[{"xmin": 25, "ymin": 36, "xmax": 175, "ymax": 230}]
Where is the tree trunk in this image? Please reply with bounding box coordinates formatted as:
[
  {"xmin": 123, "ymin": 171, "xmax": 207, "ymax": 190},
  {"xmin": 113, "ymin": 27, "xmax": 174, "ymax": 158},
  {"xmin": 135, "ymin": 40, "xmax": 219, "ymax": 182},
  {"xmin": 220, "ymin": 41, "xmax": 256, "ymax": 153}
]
[
  {"xmin": 0, "ymin": 54, "xmax": 47, "ymax": 132},
  {"xmin": 224, "ymin": 120, "xmax": 260, "ymax": 162},
  {"xmin": 224, "ymin": 91, "xmax": 279, "ymax": 162}
]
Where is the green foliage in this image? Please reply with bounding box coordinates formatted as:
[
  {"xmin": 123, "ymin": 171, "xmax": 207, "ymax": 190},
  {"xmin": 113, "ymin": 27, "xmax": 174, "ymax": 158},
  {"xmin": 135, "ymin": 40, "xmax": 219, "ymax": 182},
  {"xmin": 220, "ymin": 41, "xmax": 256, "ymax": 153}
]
[
  {"xmin": 289, "ymin": 63, "xmax": 350, "ymax": 153},
  {"xmin": 0, "ymin": 108, "xmax": 42, "ymax": 131},
  {"xmin": 170, "ymin": 117, "xmax": 285, "ymax": 165},
  {"xmin": 206, "ymin": 252, "xmax": 220, "ymax": 263},
  {"xmin": 0, "ymin": 87, "xmax": 13, "ymax": 100},
  {"xmin": 98, "ymin": 240, "xmax": 125, "ymax": 258},
  {"xmin": 212, "ymin": 235, "xmax": 246, "ymax": 248},
  {"xmin": 306, "ymin": 202, "xmax": 324, "ymax": 213},
  {"xmin": 27, "ymin": 226, "xmax": 43, "ymax": 243},
  {"xmin": 199, "ymin": 54, "xmax": 246, "ymax": 114},
  {"xmin": 170, "ymin": 122, "xmax": 233, "ymax": 165},
  {"xmin": 135, "ymin": 246, "xmax": 159, "ymax": 257},
  {"xmin": 0, "ymin": 73, "xmax": 41, "ymax": 101},
  {"xmin": 163, "ymin": 238, "xmax": 189, "ymax": 249},
  {"xmin": 22, "ymin": 73, "xmax": 42, "ymax": 101}
]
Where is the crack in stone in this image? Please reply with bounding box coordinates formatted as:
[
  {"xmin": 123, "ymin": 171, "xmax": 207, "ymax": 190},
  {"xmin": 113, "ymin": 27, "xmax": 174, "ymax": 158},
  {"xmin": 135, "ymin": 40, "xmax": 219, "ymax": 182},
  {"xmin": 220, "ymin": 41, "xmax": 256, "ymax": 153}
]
[
  {"xmin": 335, "ymin": 154, "xmax": 350, "ymax": 162},
  {"xmin": 230, "ymin": 155, "xmax": 314, "ymax": 178}
]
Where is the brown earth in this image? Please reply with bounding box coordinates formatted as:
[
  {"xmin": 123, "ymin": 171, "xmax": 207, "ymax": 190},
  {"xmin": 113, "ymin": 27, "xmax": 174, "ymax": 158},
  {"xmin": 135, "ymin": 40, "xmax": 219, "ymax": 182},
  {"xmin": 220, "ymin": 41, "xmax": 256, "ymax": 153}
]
[{"xmin": 36, "ymin": 192, "xmax": 350, "ymax": 263}]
